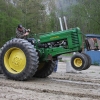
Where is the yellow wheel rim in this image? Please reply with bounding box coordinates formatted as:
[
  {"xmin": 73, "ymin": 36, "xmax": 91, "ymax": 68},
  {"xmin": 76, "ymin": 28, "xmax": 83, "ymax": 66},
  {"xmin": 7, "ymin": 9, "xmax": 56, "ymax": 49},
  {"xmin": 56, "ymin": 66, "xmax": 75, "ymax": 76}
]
[
  {"xmin": 74, "ymin": 58, "xmax": 82, "ymax": 67},
  {"xmin": 4, "ymin": 47, "xmax": 26, "ymax": 74}
]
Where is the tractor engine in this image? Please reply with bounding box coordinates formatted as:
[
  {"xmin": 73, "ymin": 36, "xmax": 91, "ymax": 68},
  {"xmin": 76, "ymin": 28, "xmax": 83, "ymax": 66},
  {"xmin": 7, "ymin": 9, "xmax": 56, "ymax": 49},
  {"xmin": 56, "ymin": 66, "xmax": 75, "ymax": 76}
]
[{"xmin": 38, "ymin": 39, "xmax": 68, "ymax": 48}]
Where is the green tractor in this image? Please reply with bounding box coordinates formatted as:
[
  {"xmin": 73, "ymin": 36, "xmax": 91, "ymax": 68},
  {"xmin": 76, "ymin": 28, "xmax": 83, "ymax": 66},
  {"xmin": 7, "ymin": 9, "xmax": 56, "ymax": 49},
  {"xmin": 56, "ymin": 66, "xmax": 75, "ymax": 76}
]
[{"xmin": 0, "ymin": 27, "xmax": 91, "ymax": 81}]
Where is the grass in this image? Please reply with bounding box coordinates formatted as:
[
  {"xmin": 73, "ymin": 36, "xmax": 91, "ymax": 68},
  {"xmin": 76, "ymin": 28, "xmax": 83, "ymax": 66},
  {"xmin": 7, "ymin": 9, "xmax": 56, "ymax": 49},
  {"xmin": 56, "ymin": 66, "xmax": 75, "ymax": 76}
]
[
  {"xmin": 90, "ymin": 71, "xmax": 95, "ymax": 73},
  {"xmin": 93, "ymin": 62, "xmax": 99, "ymax": 66},
  {"xmin": 59, "ymin": 59, "xmax": 65, "ymax": 62}
]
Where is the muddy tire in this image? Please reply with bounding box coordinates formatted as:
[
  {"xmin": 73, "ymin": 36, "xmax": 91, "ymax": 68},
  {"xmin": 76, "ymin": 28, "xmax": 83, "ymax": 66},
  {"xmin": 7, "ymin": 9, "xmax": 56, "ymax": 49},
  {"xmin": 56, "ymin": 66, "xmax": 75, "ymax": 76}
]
[
  {"xmin": 0, "ymin": 38, "xmax": 38, "ymax": 81},
  {"xmin": 81, "ymin": 53, "xmax": 91, "ymax": 70},
  {"xmin": 34, "ymin": 61, "xmax": 55, "ymax": 78},
  {"xmin": 71, "ymin": 53, "xmax": 88, "ymax": 71}
]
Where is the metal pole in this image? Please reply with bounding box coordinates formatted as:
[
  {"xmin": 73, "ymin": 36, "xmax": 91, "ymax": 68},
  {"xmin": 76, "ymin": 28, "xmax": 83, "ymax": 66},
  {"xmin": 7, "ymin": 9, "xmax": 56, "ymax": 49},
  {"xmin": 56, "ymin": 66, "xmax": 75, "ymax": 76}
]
[
  {"xmin": 63, "ymin": 16, "xmax": 68, "ymax": 30},
  {"xmin": 59, "ymin": 17, "xmax": 64, "ymax": 31}
]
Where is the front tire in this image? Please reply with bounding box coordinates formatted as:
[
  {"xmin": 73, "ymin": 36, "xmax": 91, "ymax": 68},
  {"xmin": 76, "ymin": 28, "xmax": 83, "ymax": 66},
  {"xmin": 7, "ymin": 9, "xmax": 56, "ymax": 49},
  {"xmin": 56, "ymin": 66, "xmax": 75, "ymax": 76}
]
[
  {"xmin": 0, "ymin": 38, "xmax": 39, "ymax": 81},
  {"xmin": 81, "ymin": 53, "xmax": 91, "ymax": 70},
  {"xmin": 71, "ymin": 53, "xmax": 88, "ymax": 71}
]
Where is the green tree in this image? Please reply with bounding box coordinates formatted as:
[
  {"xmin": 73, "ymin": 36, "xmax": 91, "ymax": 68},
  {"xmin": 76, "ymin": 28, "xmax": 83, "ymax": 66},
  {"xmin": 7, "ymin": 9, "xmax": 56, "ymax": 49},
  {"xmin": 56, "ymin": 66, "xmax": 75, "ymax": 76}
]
[
  {"xmin": 16, "ymin": 0, "xmax": 60, "ymax": 34},
  {"xmin": 66, "ymin": 0, "xmax": 100, "ymax": 34},
  {"xmin": 16, "ymin": 0, "xmax": 46, "ymax": 34},
  {"xmin": 0, "ymin": 0, "xmax": 22, "ymax": 47}
]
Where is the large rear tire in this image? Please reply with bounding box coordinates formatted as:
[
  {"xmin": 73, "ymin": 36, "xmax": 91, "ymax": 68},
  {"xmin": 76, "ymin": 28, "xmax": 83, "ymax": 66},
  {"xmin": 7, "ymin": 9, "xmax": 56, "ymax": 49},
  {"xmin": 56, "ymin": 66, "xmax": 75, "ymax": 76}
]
[
  {"xmin": 34, "ymin": 61, "xmax": 55, "ymax": 78},
  {"xmin": 0, "ymin": 38, "xmax": 38, "ymax": 81},
  {"xmin": 71, "ymin": 53, "xmax": 88, "ymax": 71},
  {"xmin": 0, "ymin": 47, "xmax": 3, "ymax": 74}
]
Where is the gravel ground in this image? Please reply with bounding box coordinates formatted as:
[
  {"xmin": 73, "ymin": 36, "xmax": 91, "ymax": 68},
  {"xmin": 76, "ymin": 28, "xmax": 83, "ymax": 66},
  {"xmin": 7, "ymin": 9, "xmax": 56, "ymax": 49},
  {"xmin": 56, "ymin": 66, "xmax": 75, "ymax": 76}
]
[{"xmin": 0, "ymin": 58, "xmax": 100, "ymax": 100}]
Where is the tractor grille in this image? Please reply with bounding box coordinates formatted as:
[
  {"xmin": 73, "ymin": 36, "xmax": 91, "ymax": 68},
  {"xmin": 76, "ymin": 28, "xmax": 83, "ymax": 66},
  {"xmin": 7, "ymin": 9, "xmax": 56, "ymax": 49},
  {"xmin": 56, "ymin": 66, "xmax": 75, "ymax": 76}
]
[{"xmin": 71, "ymin": 32, "xmax": 79, "ymax": 45}]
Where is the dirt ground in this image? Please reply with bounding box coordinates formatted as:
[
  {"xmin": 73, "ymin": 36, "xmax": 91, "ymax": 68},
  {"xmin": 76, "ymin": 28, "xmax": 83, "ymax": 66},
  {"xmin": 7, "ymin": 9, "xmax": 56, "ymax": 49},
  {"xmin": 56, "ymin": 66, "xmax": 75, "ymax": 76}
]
[{"xmin": 0, "ymin": 61, "xmax": 100, "ymax": 100}]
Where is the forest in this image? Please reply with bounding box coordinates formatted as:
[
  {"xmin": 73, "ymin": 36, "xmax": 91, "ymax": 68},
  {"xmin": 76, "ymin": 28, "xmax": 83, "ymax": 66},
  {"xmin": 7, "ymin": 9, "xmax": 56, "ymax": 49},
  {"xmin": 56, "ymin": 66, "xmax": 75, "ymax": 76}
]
[{"xmin": 0, "ymin": 0, "xmax": 100, "ymax": 47}]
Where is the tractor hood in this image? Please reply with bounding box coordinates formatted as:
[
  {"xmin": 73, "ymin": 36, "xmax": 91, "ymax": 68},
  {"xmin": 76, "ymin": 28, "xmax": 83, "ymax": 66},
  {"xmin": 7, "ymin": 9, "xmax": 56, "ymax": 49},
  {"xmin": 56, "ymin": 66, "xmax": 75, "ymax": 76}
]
[{"xmin": 39, "ymin": 27, "xmax": 81, "ymax": 43}]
